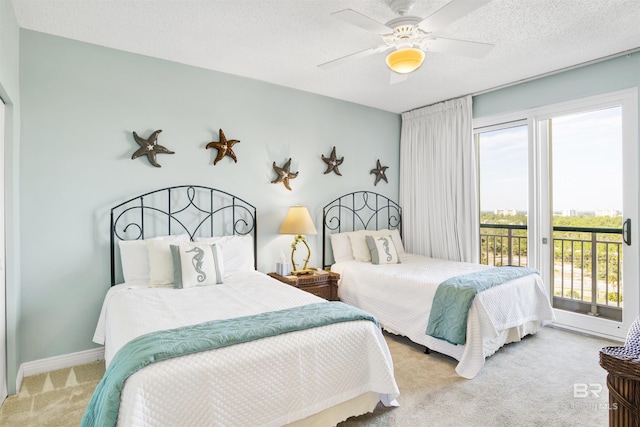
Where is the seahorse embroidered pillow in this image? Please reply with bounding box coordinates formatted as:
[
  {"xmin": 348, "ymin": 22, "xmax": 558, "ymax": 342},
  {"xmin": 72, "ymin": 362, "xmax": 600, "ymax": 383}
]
[
  {"xmin": 170, "ymin": 243, "xmax": 224, "ymax": 289},
  {"xmin": 365, "ymin": 235, "xmax": 400, "ymax": 265}
]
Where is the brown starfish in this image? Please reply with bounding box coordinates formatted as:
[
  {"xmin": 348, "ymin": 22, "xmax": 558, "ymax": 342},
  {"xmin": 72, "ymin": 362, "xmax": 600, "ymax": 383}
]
[
  {"xmin": 271, "ymin": 158, "xmax": 299, "ymax": 191},
  {"xmin": 370, "ymin": 159, "xmax": 389, "ymax": 186},
  {"xmin": 206, "ymin": 129, "xmax": 240, "ymax": 165},
  {"xmin": 321, "ymin": 146, "xmax": 344, "ymax": 176},
  {"xmin": 131, "ymin": 129, "xmax": 174, "ymax": 168}
]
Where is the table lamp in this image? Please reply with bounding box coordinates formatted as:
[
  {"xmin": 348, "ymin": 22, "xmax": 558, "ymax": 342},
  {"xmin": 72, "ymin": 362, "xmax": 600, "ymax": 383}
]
[{"xmin": 280, "ymin": 206, "xmax": 317, "ymax": 275}]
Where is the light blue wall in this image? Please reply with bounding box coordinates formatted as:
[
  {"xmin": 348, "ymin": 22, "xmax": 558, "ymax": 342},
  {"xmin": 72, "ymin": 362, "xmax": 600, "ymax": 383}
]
[
  {"xmin": 18, "ymin": 30, "xmax": 400, "ymax": 368},
  {"xmin": 0, "ymin": 0, "xmax": 21, "ymax": 395},
  {"xmin": 473, "ymin": 52, "xmax": 640, "ymax": 117}
]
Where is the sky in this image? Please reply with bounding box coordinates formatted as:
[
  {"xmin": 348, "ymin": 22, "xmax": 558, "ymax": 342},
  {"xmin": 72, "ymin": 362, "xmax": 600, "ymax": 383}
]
[{"xmin": 478, "ymin": 106, "xmax": 623, "ymax": 213}]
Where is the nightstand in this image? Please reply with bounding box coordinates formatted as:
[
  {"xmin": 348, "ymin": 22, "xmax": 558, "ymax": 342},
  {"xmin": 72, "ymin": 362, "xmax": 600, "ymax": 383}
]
[{"xmin": 268, "ymin": 271, "xmax": 339, "ymax": 301}]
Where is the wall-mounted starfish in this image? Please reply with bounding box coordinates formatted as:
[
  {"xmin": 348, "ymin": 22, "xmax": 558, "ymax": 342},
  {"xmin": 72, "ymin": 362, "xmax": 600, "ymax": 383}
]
[
  {"xmin": 370, "ymin": 159, "xmax": 389, "ymax": 186},
  {"xmin": 321, "ymin": 146, "xmax": 344, "ymax": 176},
  {"xmin": 206, "ymin": 129, "xmax": 240, "ymax": 165},
  {"xmin": 131, "ymin": 129, "xmax": 175, "ymax": 168},
  {"xmin": 271, "ymin": 158, "xmax": 299, "ymax": 191}
]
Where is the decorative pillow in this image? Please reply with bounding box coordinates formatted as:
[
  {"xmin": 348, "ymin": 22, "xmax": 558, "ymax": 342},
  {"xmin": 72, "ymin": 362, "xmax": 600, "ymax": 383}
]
[
  {"xmin": 385, "ymin": 228, "xmax": 405, "ymax": 255},
  {"xmin": 170, "ymin": 243, "xmax": 224, "ymax": 288},
  {"xmin": 119, "ymin": 234, "xmax": 189, "ymax": 283},
  {"xmin": 194, "ymin": 235, "xmax": 254, "ymax": 271},
  {"xmin": 366, "ymin": 235, "xmax": 400, "ymax": 265},
  {"xmin": 347, "ymin": 229, "xmax": 391, "ymax": 262},
  {"xmin": 329, "ymin": 232, "xmax": 355, "ymax": 263}
]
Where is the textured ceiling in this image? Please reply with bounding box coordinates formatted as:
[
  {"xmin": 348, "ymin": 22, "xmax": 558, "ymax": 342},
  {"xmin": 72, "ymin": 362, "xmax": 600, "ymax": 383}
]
[{"xmin": 10, "ymin": 0, "xmax": 640, "ymax": 113}]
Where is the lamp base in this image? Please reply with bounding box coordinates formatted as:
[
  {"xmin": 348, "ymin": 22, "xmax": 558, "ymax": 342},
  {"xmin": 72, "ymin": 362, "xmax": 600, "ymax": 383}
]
[{"xmin": 292, "ymin": 268, "xmax": 316, "ymax": 276}]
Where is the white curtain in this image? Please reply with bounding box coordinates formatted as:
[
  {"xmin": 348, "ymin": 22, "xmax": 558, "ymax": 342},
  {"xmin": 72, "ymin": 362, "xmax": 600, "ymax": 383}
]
[{"xmin": 399, "ymin": 95, "xmax": 479, "ymax": 263}]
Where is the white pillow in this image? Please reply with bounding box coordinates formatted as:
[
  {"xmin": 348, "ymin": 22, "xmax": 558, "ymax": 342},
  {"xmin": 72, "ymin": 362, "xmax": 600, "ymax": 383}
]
[
  {"xmin": 170, "ymin": 243, "xmax": 224, "ymax": 288},
  {"xmin": 349, "ymin": 229, "xmax": 404, "ymax": 262},
  {"xmin": 329, "ymin": 232, "xmax": 355, "ymax": 263},
  {"xmin": 119, "ymin": 234, "xmax": 189, "ymax": 283},
  {"xmin": 366, "ymin": 235, "xmax": 400, "ymax": 265},
  {"xmin": 347, "ymin": 231, "xmax": 369, "ymax": 262},
  {"xmin": 194, "ymin": 234, "xmax": 254, "ymax": 271}
]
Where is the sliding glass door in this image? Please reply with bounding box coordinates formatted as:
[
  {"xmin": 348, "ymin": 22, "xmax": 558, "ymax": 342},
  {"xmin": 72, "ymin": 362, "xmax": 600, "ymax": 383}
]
[
  {"xmin": 475, "ymin": 89, "xmax": 638, "ymax": 340},
  {"xmin": 477, "ymin": 122, "xmax": 529, "ymax": 268}
]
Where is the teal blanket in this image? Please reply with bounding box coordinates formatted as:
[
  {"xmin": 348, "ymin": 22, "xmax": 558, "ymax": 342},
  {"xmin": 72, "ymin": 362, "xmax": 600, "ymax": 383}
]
[
  {"xmin": 80, "ymin": 302, "xmax": 378, "ymax": 427},
  {"xmin": 425, "ymin": 266, "xmax": 538, "ymax": 345}
]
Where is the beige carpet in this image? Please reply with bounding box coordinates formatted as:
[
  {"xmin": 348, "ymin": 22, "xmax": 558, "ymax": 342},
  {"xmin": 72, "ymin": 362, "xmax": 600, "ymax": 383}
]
[
  {"xmin": 0, "ymin": 360, "xmax": 105, "ymax": 426},
  {"xmin": 0, "ymin": 327, "xmax": 617, "ymax": 426},
  {"xmin": 340, "ymin": 327, "xmax": 615, "ymax": 426}
]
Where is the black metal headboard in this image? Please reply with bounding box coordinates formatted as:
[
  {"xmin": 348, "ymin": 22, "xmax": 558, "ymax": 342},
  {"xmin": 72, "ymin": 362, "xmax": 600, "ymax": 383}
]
[
  {"xmin": 322, "ymin": 191, "xmax": 402, "ymax": 268},
  {"xmin": 110, "ymin": 185, "xmax": 257, "ymax": 285}
]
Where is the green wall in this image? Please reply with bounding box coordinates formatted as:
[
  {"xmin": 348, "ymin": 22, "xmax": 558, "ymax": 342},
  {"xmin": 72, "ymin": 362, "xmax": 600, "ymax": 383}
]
[
  {"xmin": 0, "ymin": 0, "xmax": 21, "ymax": 395},
  {"xmin": 17, "ymin": 30, "xmax": 400, "ymax": 379}
]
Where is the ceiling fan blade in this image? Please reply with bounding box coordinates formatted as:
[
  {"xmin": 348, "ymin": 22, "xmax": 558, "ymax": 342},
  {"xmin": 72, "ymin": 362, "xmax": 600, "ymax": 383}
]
[
  {"xmin": 418, "ymin": 0, "xmax": 492, "ymax": 34},
  {"xmin": 424, "ymin": 37, "xmax": 494, "ymax": 59},
  {"xmin": 390, "ymin": 71, "xmax": 409, "ymax": 85},
  {"xmin": 332, "ymin": 9, "xmax": 393, "ymax": 34},
  {"xmin": 318, "ymin": 45, "xmax": 391, "ymax": 69}
]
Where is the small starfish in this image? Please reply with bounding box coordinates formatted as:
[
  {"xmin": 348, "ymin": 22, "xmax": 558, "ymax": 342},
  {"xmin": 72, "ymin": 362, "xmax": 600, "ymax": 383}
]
[
  {"xmin": 370, "ymin": 159, "xmax": 389, "ymax": 186},
  {"xmin": 206, "ymin": 129, "xmax": 240, "ymax": 165},
  {"xmin": 271, "ymin": 158, "xmax": 299, "ymax": 191},
  {"xmin": 131, "ymin": 130, "xmax": 175, "ymax": 168},
  {"xmin": 321, "ymin": 146, "xmax": 344, "ymax": 176}
]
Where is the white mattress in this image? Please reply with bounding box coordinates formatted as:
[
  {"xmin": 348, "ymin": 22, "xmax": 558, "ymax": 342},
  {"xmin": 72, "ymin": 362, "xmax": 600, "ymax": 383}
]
[
  {"xmin": 332, "ymin": 254, "xmax": 555, "ymax": 378},
  {"xmin": 93, "ymin": 270, "xmax": 399, "ymax": 426}
]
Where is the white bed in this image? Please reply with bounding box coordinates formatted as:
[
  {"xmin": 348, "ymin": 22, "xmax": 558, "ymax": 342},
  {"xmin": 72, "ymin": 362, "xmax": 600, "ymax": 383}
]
[
  {"xmin": 92, "ymin": 271, "xmax": 399, "ymax": 426},
  {"xmin": 332, "ymin": 254, "xmax": 554, "ymax": 378},
  {"xmin": 322, "ymin": 191, "xmax": 555, "ymax": 379},
  {"xmin": 84, "ymin": 186, "xmax": 399, "ymax": 427}
]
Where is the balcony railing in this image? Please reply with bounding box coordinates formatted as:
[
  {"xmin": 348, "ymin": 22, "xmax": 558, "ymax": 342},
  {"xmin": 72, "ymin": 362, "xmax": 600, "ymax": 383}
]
[{"xmin": 480, "ymin": 223, "xmax": 623, "ymax": 321}]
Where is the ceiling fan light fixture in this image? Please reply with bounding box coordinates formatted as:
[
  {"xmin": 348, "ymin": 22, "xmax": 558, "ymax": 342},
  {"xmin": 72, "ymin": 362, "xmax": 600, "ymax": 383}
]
[{"xmin": 385, "ymin": 47, "xmax": 425, "ymax": 74}]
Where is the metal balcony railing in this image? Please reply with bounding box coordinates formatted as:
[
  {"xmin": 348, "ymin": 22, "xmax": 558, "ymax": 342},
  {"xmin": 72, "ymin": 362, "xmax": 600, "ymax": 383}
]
[{"xmin": 480, "ymin": 223, "xmax": 623, "ymax": 320}]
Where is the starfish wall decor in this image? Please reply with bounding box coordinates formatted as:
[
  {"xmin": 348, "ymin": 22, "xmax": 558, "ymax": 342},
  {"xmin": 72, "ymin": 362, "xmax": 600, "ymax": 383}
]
[
  {"xmin": 370, "ymin": 159, "xmax": 389, "ymax": 186},
  {"xmin": 271, "ymin": 158, "xmax": 299, "ymax": 191},
  {"xmin": 321, "ymin": 146, "xmax": 344, "ymax": 176},
  {"xmin": 131, "ymin": 129, "xmax": 175, "ymax": 168},
  {"xmin": 206, "ymin": 128, "xmax": 240, "ymax": 165}
]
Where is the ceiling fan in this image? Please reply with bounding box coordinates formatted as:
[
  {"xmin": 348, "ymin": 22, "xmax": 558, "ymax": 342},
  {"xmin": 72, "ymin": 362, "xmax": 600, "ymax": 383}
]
[{"xmin": 318, "ymin": 0, "xmax": 494, "ymax": 78}]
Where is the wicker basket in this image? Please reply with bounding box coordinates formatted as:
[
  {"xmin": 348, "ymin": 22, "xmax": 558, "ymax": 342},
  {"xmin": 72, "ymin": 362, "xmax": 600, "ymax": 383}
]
[{"xmin": 600, "ymin": 317, "xmax": 640, "ymax": 427}]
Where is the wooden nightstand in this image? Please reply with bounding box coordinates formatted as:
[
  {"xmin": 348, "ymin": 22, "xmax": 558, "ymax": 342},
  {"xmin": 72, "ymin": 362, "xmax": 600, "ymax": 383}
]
[{"xmin": 268, "ymin": 271, "xmax": 339, "ymax": 301}]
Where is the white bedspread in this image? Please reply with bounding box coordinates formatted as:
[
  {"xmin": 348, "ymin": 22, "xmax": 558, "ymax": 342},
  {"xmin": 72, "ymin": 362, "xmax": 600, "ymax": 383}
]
[
  {"xmin": 332, "ymin": 254, "xmax": 555, "ymax": 378},
  {"xmin": 93, "ymin": 271, "xmax": 399, "ymax": 426}
]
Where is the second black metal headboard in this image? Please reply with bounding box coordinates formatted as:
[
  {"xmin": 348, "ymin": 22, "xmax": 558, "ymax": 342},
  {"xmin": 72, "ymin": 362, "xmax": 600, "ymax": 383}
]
[
  {"xmin": 322, "ymin": 191, "xmax": 402, "ymax": 268},
  {"xmin": 110, "ymin": 185, "xmax": 257, "ymax": 286}
]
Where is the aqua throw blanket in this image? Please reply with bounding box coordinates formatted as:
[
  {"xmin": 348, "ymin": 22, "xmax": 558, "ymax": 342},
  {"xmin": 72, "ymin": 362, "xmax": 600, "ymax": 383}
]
[
  {"xmin": 80, "ymin": 302, "xmax": 379, "ymax": 427},
  {"xmin": 425, "ymin": 266, "xmax": 538, "ymax": 345}
]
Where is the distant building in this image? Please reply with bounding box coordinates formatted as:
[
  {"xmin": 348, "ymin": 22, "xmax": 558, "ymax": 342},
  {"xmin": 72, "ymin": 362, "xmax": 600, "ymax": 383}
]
[
  {"xmin": 561, "ymin": 209, "xmax": 578, "ymax": 217},
  {"xmin": 595, "ymin": 208, "xmax": 620, "ymax": 217},
  {"xmin": 494, "ymin": 208, "xmax": 517, "ymax": 216}
]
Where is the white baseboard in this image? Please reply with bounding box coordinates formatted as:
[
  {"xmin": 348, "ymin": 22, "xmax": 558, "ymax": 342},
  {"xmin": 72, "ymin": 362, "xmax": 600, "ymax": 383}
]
[
  {"xmin": 547, "ymin": 322, "xmax": 625, "ymax": 343},
  {"xmin": 16, "ymin": 347, "xmax": 104, "ymax": 393}
]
